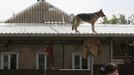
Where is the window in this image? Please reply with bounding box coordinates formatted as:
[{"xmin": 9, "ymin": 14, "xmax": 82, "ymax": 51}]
[
  {"xmin": 72, "ymin": 53, "xmax": 91, "ymax": 69},
  {"xmin": 113, "ymin": 40, "xmax": 132, "ymax": 59},
  {"xmin": 112, "ymin": 40, "xmax": 134, "ymax": 63},
  {"xmin": 36, "ymin": 53, "xmax": 47, "ymax": 70},
  {"xmin": 0, "ymin": 52, "xmax": 18, "ymax": 70}
]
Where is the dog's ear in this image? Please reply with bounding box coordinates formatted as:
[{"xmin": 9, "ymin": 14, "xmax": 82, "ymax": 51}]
[{"xmin": 100, "ymin": 9, "xmax": 102, "ymax": 11}]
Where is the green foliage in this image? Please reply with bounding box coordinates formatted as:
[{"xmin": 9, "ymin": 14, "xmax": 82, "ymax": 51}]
[
  {"xmin": 109, "ymin": 15, "xmax": 119, "ymax": 24},
  {"xmin": 101, "ymin": 14, "xmax": 127, "ymax": 24},
  {"xmin": 119, "ymin": 14, "xmax": 127, "ymax": 24}
]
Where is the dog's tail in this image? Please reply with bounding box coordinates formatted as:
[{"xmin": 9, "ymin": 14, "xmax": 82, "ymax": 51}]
[{"xmin": 72, "ymin": 16, "xmax": 77, "ymax": 31}]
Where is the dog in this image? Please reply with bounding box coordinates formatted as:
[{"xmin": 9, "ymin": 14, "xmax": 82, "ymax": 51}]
[{"xmin": 72, "ymin": 9, "xmax": 105, "ymax": 33}]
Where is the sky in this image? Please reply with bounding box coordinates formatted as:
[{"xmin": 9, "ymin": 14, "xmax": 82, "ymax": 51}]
[{"xmin": 0, "ymin": 0, "xmax": 134, "ymax": 21}]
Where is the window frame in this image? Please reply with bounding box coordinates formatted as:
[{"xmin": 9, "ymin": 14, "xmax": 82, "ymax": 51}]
[
  {"xmin": 72, "ymin": 53, "xmax": 91, "ymax": 70},
  {"xmin": 0, "ymin": 52, "xmax": 19, "ymax": 70},
  {"xmin": 36, "ymin": 52, "xmax": 47, "ymax": 70}
]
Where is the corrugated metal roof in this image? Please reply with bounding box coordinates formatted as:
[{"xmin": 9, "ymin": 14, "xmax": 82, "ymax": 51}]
[{"xmin": 0, "ymin": 23, "xmax": 134, "ymax": 37}]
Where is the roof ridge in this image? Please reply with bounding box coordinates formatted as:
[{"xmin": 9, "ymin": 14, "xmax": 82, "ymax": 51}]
[
  {"xmin": 45, "ymin": 1, "xmax": 69, "ymax": 16},
  {"xmin": 5, "ymin": 0, "xmax": 70, "ymax": 23}
]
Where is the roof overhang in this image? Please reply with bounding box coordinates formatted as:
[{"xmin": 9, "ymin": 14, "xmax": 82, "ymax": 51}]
[{"xmin": 0, "ymin": 33, "xmax": 134, "ymax": 37}]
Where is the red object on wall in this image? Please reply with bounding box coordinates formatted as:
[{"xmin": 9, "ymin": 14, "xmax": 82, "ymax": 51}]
[
  {"xmin": 46, "ymin": 44, "xmax": 53, "ymax": 57},
  {"xmin": 46, "ymin": 42, "xmax": 54, "ymax": 68}
]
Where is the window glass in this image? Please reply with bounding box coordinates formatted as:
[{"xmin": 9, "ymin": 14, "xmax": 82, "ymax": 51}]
[
  {"xmin": 38, "ymin": 54, "xmax": 45, "ymax": 69},
  {"xmin": 10, "ymin": 54, "xmax": 17, "ymax": 69}
]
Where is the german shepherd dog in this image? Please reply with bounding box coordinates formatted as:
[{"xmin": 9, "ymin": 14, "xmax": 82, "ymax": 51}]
[{"xmin": 72, "ymin": 9, "xmax": 105, "ymax": 33}]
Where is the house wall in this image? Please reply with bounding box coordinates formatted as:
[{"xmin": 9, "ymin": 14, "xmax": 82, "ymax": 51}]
[
  {"xmin": 0, "ymin": 40, "xmax": 111, "ymax": 69},
  {"xmin": 0, "ymin": 42, "xmax": 48, "ymax": 69},
  {"xmin": 64, "ymin": 44, "xmax": 82, "ymax": 69},
  {"xmin": 52, "ymin": 43, "xmax": 83, "ymax": 69},
  {"xmin": 94, "ymin": 41, "xmax": 111, "ymax": 64},
  {"xmin": 53, "ymin": 44, "xmax": 63, "ymax": 69}
]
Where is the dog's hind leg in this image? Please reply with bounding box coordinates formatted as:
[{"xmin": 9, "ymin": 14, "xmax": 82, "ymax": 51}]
[
  {"xmin": 72, "ymin": 18, "xmax": 75, "ymax": 31},
  {"xmin": 74, "ymin": 23, "xmax": 80, "ymax": 32},
  {"xmin": 73, "ymin": 16, "xmax": 80, "ymax": 32}
]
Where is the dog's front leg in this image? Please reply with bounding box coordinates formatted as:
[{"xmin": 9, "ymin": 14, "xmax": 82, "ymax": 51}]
[{"xmin": 91, "ymin": 23, "xmax": 97, "ymax": 33}]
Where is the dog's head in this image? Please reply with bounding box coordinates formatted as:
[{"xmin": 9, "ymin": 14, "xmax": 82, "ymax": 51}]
[{"xmin": 99, "ymin": 9, "xmax": 106, "ymax": 18}]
